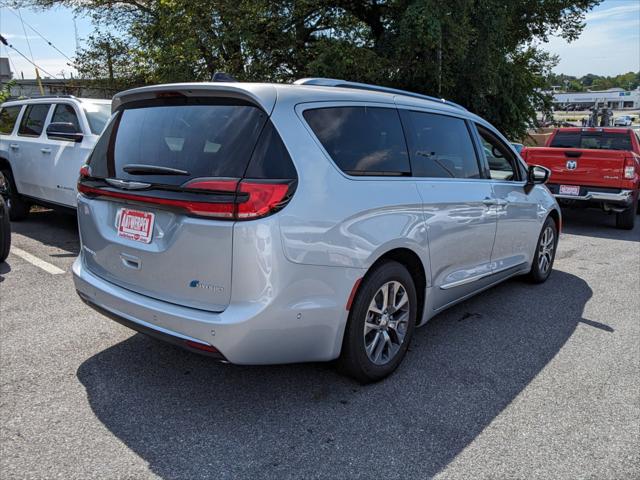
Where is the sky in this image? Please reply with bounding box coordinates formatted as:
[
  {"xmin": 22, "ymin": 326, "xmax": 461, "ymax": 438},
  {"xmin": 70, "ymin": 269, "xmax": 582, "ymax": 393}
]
[{"xmin": 0, "ymin": 0, "xmax": 639, "ymax": 80}]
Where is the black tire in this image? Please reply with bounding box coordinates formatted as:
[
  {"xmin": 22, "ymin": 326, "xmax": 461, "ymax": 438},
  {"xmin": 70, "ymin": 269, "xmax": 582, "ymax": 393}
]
[
  {"xmin": 338, "ymin": 260, "xmax": 417, "ymax": 383},
  {"xmin": 527, "ymin": 216, "xmax": 558, "ymax": 284},
  {"xmin": 0, "ymin": 199, "xmax": 10, "ymax": 263},
  {"xmin": 616, "ymin": 203, "xmax": 636, "ymax": 230},
  {"xmin": 1, "ymin": 169, "xmax": 30, "ymax": 221}
]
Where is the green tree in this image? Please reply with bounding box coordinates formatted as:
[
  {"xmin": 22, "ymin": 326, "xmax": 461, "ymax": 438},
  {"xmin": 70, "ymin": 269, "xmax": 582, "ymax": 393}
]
[{"xmin": 12, "ymin": 0, "xmax": 601, "ymax": 137}]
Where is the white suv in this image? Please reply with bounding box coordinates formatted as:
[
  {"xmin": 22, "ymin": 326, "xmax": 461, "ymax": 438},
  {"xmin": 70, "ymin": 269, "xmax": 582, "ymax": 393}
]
[{"xmin": 0, "ymin": 95, "xmax": 111, "ymax": 219}]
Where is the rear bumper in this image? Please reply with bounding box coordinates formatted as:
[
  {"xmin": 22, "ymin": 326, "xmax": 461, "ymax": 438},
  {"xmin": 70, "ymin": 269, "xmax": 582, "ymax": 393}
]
[
  {"xmin": 73, "ymin": 255, "xmax": 360, "ymax": 365},
  {"xmin": 547, "ymin": 184, "xmax": 636, "ymax": 207},
  {"xmin": 555, "ymin": 189, "xmax": 634, "ymax": 203}
]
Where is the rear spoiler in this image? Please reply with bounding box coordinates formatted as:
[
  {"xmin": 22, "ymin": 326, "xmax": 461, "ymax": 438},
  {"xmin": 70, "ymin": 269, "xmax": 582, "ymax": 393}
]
[{"xmin": 111, "ymin": 83, "xmax": 277, "ymax": 114}]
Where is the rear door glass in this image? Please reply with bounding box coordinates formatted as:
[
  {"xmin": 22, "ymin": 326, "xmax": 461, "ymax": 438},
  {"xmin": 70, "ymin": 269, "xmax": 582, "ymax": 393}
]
[
  {"xmin": 303, "ymin": 106, "xmax": 410, "ymax": 176},
  {"xmin": 18, "ymin": 104, "xmax": 51, "ymax": 137},
  {"xmin": 0, "ymin": 106, "xmax": 22, "ymax": 134},
  {"xmin": 51, "ymin": 104, "xmax": 81, "ymax": 131},
  {"xmin": 88, "ymin": 99, "xmax": 268, "ymax": 185},
  {"xmin": 550, "ymin": 132, "xmax": 632, "ymax": 151}
]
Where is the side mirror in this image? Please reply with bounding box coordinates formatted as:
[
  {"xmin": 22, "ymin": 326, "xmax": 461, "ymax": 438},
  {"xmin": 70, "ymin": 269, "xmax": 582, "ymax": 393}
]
[
  {"xmin": 46, "ymin": 122, "xmax": 83, "ymax": 143},
  {"xmin": 527, "ymin": 165, "xmax": 550, "ymax": 185}
]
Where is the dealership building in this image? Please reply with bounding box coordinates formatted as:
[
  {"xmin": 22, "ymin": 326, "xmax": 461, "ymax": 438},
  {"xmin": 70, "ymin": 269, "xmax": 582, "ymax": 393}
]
[{"xmin": 551, "ymin": 87, "xmax": 640, "ymax": 110}]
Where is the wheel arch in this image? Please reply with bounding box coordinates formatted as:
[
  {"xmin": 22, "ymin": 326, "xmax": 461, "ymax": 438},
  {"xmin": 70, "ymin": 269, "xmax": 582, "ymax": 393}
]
[
  {"xmin": 365, "ymin": 247, "xmax": 427, "ymax": 326},
  {"xmin": 548, "ymin": 207, "xmax": 561, "ymax": 233},
  {"xmin": 0, "ymin": 156, "xmax": 12, "ymax": 172}
]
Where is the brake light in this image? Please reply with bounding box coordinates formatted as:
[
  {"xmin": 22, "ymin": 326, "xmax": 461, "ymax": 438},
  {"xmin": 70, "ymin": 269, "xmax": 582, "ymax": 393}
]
[
  {"xmin": 624, "ymin": 156, "xmax": 636, "ymax": 180},
  {"xmin": 77, "ymin": 184, "xmax": 236, "ymax": 218},
  {"xmin": 237, "ymin": 181, "xmax": 291, "ymax": 219},
  {"xmin": 79, "ymin": 164, "xmax": 91, "ymax": 178},
  {"xmin": 78, "ymin": 177, "xmax": 293, "ymax": 220}
]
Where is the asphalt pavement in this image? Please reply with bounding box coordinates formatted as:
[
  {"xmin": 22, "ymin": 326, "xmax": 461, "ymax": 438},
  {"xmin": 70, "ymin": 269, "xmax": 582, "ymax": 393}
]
[{"xmin": 0, "ymin": 207, "xmax": 638, "ymax": 479}]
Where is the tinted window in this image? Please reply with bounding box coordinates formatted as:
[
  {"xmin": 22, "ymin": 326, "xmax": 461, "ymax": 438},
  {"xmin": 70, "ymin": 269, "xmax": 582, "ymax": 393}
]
[
  {"xmin": 51, "ymin": 104, "xmax": 81, "ymax": 131},
  {"xmin": 304, "ymin": 106, "xmax": 410, "ymax": 176},
  {"xmin": 245, "ymin": 122, "xmax": 297, "ymax": 179},
  {"xmin": 477, "ymin": 125, "xmax": 520, "ymax": 181},
  {"xmin": 0, "ymin": 106, "xmax": 21, "ymax": 134},
  {"xmin": 88, "ymin": 99, "xmax": 267, "ymax": 185},
  {"xmin": 18, "ymin": 104, "xmax": 51, "ymax": 137},
  {"xmin": 401, "ymin": 111, "xmax": 480, "ymax": 179},
  {"xmin": 550, "ymin": 131, "xmax": 632, "ymax": 151},
  {"xmin": 83, "ymin": 103, "xmax": 111, "ymax": 134}
]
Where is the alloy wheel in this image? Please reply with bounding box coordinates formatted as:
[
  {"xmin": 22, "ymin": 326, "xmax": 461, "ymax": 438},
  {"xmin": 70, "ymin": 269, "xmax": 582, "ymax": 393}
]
[
  {"xmin": 538, "ymin": 226, "xmax": 555, "ymax": 274},
  {"xmin": 363, "ymin": 280, "xmax": 410, "ymax": 365}
]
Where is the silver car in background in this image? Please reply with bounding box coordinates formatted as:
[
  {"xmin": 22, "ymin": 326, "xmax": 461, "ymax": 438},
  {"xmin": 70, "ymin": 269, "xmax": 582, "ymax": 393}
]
[
  {"xmin": 613, "ymin": 115, "xmax": 633, "ymax": 127},
  {"xmin": 73, "ymin": 79, "xmax": 560, "ymax": 382}
]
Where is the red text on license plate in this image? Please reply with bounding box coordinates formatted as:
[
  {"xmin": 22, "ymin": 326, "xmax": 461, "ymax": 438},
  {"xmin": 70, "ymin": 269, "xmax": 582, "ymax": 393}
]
[
  {"xmin": 559, "ymin": 185, "xmax": 580, "ymax": 196},
  {"xmin": 117, "ymin": 208, "xmax": 155, "ymax": 244}
]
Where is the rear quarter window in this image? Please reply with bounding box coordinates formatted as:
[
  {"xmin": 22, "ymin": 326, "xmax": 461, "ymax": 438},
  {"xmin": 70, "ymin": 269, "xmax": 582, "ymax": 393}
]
[
  {"xmin": 303, "ymin": 106, "xmax": 410, "ymax": 176},
  {"xmin": 0, "ymin": 105, "xmax": 22, "ymax": 134}
]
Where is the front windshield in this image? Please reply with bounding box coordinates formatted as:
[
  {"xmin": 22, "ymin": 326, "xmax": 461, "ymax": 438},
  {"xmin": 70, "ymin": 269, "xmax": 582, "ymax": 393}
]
[{"xmin": 83, "ymin": 102, "xmax": 112, "ymax": 134}]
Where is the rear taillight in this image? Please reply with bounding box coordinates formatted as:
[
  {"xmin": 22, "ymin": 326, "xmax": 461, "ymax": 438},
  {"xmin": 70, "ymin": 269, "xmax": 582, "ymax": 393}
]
[
  {"xmin": 623, "ymin": 156, "xmax": 636, "ymax": 180},
  {"xmin": 77, "ymin": 183, "xmax": 237, "ymax": 218},
  {"xmin": 78, "ymin": 177, "xmax": 294, "ymax": 220},
  {"xmin": 237, "ymin": 182, "xmax": 291, "ymax": 219},
  {"xmin": 184, "ymin": 178, "xmax": 293, "ymax": 219},
  {"xmin": 79, "ymin": 164, "xmax": 91, "ymax": 178}
]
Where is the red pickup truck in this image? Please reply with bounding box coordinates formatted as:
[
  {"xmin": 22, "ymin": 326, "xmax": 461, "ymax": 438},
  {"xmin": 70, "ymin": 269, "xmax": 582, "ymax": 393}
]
[{"xmin": 521, "ymin": 128, "xmax": 640, "ymax": 229}]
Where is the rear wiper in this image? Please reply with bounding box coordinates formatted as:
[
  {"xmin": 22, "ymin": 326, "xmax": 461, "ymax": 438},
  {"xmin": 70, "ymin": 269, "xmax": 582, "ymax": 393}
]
[{"xmin": 122, "ymin": 164, "xmax": 190, "ymax": 176}]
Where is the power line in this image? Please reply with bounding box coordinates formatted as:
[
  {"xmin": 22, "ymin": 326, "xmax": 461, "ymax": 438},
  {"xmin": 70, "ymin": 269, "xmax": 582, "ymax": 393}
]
[
  {"xmin": 0, "ymin": 34, "xmax": 60, "ymax": 79},
  {"xmin": 3, "ymin": 6, "xmax": 76, "ymax": 66},
  {"xmin": 16, "ymin": 8, "xmax": 35, "ymax": 64}
]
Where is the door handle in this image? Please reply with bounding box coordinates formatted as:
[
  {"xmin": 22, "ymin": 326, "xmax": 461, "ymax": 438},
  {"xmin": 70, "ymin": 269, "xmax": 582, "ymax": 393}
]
[
  {"xmin": 482, "ymin": 198, "xmax": 496, "ymax": 206},
  {"xmin": 9, "ymin": 143, "xmax": 19, "ymax": 150},
  {"xmin": 40, "ymin": 148, "xmax": 52, "ymax": 154}
]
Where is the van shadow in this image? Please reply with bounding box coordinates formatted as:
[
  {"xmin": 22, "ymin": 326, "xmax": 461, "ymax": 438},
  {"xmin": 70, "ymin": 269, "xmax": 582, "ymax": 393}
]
[
  {"xmin": 560, "ymin": 207, "xmax": 640, "ymax": 242},
  {"xmin": 11, "ymin": 207, "xmax": 80, "ymax": 256},
  {"xmin": 77, "ymin": 270, "xmax": 599, "ymax": 479}
]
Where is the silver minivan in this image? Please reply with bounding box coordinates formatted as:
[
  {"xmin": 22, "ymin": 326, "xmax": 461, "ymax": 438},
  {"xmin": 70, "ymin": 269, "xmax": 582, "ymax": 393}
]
[{"xmin": 73, "ymin": 79, "xmax": 560, "ymax": 382}]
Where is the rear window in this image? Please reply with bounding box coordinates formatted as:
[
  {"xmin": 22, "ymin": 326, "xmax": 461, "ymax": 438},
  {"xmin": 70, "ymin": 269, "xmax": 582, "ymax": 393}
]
[
  {"xmin": 0, "ymin": 105, "xmax": 22, "ymax": 134},
  {"xmin": 303, "ymin": 106, "xmax": 410, "ymax": 176},
  {"xmin": 550, "ymin": 131, "xmax": 633, "ymax": 151},
  {"xmin": 88, "ymin": 99, "xmax": 270, "ymax": 185}
]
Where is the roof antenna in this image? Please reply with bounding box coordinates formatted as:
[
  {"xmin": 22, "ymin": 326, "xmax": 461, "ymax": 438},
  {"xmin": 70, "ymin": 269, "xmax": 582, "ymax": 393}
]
[{"xmin": 212, "ymin": 72, "xmax": 237, "ymax": 82}]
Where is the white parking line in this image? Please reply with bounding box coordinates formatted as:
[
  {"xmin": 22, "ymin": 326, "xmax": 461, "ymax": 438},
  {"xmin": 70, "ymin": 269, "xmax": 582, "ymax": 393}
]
[{"xmin": 10, "ymin": 247, "xmax": 66, "ymax": 275}]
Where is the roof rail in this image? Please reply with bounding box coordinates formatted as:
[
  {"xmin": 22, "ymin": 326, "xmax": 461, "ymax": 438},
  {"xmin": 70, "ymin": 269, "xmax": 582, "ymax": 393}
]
[
  {"xmin": 22, "ymin": 95, "xmax": 77, "ymax": 100},
  {"xmin": 293, "ymin": 78, "xmax": 466, "ymax": 111}
]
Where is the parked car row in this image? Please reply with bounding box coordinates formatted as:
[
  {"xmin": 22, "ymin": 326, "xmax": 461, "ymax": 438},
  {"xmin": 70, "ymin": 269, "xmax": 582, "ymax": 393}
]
[
  {"xmin": 0, "ymin": 95, "xmax": 111, "ymax": 219},
  {"xmin": 0, "ymin": 80, "xmax": 636, "ymax": 383}
]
